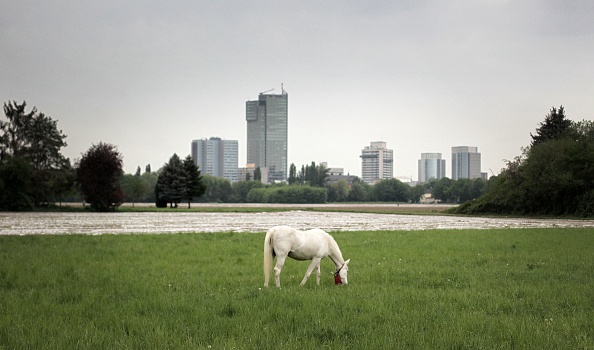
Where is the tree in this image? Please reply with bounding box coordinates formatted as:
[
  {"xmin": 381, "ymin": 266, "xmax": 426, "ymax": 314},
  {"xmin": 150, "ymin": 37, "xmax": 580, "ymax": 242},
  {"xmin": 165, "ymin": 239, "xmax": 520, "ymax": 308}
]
[
  {"xmin": 199, "ymin": 175, "xmax": 235, "ymax": 203},
  {"xmin": 47, "ymin": 159, "xmax": 76, "ymax": 206},
  {"xmin": 454, "ymin": 108, "xmax": 594, "ymax": 217},
  {"xmin": 531, "ymin": 106, "xmax": 570, "ymax": 146},
  {"xmin": 0, "ymin": 156, "xmax": 33, "ymax": 210},
  {"xmin": 233, "ymin": 180, "xmax": 264, "ymax": 202},
  {"xmin": 141, "ymin": 171, "xmax": 158, "ymax": 203},
  {"xmin": 121, "ymin": 173, "xmax": 149, "ymax": 207},
  {"xmin": 77, "ymin": 142, "xmax": 124, "ymax": 211},
  {"xmin": 254, "ymin": 167, "xmax": 262, "ymax": 181},
  {"xmin": 156, "ymin": 154, "xmax": 186, "ymax": 208},
  {"xmin": 371, "ymin": 178, "xmax": 409, "ymax": 202},
  {"xmin": 1, "ymin": 101, "xmax": 69, "ymax": 206},
  {"xmin": 346, "ymin": 177, "xmax": 369, "ymax": 202},
  {"xmin": 288, "ymin": 163, "xmax": 297, "ymax": 185},
  {"xmin": 296, "ymin": 162, "xmax": 329, "ymax": 187},
  {"xmin": 327, "ymin": 179, "xmax": 350, "ymax": 202},
  {"xmin": 182, "ymin": 155, "xmax": 206, "ymax": 208}
]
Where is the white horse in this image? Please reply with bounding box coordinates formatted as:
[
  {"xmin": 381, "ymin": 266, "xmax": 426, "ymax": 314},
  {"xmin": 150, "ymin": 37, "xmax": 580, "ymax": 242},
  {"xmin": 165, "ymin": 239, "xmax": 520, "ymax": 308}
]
[{"xmin": 263, "ymin": 225, "xmax": 350, "ymax": 287}]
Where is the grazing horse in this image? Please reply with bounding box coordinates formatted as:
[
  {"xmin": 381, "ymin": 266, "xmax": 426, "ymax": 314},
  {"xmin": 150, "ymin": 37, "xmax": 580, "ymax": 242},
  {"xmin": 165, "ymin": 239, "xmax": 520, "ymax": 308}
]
[{"xmin": 263, "ymin": 225, "xmax": 350, "ymax": 287}]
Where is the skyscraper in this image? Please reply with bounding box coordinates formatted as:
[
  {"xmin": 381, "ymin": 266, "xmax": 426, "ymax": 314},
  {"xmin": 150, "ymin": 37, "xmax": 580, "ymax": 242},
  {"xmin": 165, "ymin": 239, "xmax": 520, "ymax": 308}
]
[
  {"xmin": 246, "ymin": 87, "xmax": 288, "ymax": 182},
  {"xmin": 360, "ymin": 141, "xmax": 393, "ymax": 185},
  {"xmin": 451, "ymin": 146, "xmax": 481, "ymax": 180},
  {"xmin": 418, "ymin": 153, "xmax": 446, "ymax": 183},
  {"xmin": 191, "ymin": 137, "xmax": 238, "ymax": 182}
]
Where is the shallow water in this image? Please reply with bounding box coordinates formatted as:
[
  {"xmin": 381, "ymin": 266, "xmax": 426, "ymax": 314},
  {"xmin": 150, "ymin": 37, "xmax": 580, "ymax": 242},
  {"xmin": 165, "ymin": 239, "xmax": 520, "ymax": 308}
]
[{"xmin": 1, "ymin": 210, "xmax": 593, "ymax": 235}]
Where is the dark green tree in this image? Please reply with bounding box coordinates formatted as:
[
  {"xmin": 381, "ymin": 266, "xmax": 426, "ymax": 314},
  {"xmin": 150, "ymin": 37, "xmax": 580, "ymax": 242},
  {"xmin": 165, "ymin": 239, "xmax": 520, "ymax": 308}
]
[
  {"xmin": 347, "ymin": 180, "xmax": 368, "ymax": 202},
  {"xmin": 371, "ymin": 178, "xmax": 409, "ymax": 202},
  {"xmin": 232, "ymin": 180, "xmax": 264, "ymax": 202},
  {"xmin": 156, "ymin": 154, "xmax": 186, "ymax": 208},
  {"xmin": 1, "ymin": 101, "xmax": 69, "ymax": 206},
  {"xmin": 327, "ymin": 179, "xmax": 350, "ymax": 202},
  {"xmin": 530, "ymin": 106, "xmax": 570, "ymax": 146},
  {"xmin": 182, "ymin": 155, "xmax": 206, "ymax": 208},
  {"xmin": 297, "ymin": 162, "xmax": 329, "ymax": 187},
  {"xmin": 0, "ymin": 156, "xmax": 33, "ymax": 210},
  {"xmin": 454, "ymin": 108, "xmax": 594, "ymax": 217},
  {"xmin": 199, "ymin": 175, "xmax": 235, "ymax": 203},
  {"xmin": 254, "ymin": 167, "xmax": 262, "ymax": 181},
  {"xmin": 77, "ymin": 142, "xmax": 124, "ymax": 211},
  {"xmin": 288, "ymin": 163, "xmax": 297, "ymax": 185},
  {"xmin": 47, "ymin": 159, "xmax": 76, "ymax": 206}
]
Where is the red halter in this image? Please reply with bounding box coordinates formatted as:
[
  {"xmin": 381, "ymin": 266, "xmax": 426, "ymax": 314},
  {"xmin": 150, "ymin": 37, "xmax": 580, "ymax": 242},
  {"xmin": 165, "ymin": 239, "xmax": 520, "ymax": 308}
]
[
  {"xmin": 334, "ymin": 272, "xmax": 343, "ymax": 285},
  {"xmin": 334, "ymin": 263, "xmax": 345, "ymax": 285}
]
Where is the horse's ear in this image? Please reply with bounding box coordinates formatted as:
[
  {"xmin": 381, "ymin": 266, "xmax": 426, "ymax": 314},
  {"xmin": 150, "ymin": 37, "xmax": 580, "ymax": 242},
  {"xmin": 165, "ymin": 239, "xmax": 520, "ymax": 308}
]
[{"xmin": 345, "ymin": 259, "xmax": 350, "ymax": 265}]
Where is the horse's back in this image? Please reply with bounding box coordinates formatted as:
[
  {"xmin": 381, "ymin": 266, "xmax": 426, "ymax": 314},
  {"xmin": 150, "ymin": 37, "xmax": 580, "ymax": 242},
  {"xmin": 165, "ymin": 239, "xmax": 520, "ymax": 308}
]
[
  {"xmin": 271, "ymin": 227, "xmax": 330, "ymax": 260},
  {"xmin": 267, "ymin": 226, "xmax": 299, "ymax": 254},
  {"xmin": 294, "ymin": 228, "xmax": 330, "ymax": 259}
]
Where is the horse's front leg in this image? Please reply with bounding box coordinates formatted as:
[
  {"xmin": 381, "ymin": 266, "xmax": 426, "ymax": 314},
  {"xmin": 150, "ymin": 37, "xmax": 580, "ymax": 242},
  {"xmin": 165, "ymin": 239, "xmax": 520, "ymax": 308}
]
[{"xmin": 300, "ymin": 257, "xmax": 322, "ymax": 286}]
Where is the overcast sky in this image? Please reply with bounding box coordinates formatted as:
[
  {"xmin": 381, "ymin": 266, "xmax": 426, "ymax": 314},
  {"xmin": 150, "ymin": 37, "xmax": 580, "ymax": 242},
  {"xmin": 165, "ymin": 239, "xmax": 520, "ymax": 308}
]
[{"xmin": 2, "ymin": 0, "xmax": 593, "ymax": 180}]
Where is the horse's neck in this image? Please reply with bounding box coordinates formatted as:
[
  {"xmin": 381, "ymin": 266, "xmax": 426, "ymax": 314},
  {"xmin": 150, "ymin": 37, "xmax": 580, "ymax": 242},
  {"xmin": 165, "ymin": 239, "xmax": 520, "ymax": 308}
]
[{"xmin": 327, "ymin": 236, "xmax": 345, "ymax": 269}]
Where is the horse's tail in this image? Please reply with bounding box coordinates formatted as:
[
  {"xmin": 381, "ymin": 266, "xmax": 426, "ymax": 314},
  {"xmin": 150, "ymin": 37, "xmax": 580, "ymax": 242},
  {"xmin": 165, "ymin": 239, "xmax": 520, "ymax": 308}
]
[{"xmin": 263, "ymin": 228, "xmax": 275, "ymax": 287}]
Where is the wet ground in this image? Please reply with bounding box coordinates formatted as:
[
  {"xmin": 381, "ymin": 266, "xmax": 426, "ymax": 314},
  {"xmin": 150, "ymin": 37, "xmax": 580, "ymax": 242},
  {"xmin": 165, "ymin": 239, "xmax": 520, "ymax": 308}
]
[{"xmin": 1, "ymin": 205, "xmax": 593, "ymax": 235}]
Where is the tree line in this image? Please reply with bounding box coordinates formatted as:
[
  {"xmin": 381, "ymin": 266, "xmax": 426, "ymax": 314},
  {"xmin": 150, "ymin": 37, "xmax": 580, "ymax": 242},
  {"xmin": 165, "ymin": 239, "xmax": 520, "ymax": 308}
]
[
  {"xmin": 0, "ymin": 100, "xmax": 489, "ymax": 211},
  {"xmin": 452, "ymin": 106, "xmax": 594, "ymax": 217},
  {"xmin": 3, "ymin": 101, "xmax": 591, "ymax": 216}
]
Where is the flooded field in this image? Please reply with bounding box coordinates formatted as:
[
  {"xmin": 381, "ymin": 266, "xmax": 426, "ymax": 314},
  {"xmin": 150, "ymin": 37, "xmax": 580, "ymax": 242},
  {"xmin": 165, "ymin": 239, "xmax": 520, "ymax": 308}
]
[{"xmin": 2, "ymin": 207, "xmax": 594, "ymax": 235}]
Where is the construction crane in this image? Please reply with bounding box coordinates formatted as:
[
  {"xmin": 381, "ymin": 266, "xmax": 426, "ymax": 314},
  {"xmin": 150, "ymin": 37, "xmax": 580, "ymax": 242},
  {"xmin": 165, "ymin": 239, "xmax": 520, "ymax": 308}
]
[{"xmin": 259, "ymin": 88, "xmax": 274, "ymax": 95}]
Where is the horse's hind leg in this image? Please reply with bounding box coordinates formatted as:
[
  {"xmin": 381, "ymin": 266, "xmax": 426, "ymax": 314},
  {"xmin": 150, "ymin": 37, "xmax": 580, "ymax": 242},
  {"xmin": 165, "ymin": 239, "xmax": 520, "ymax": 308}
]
[
  {"xmin": 316, "ymin": 263, "xmax": 321, "ymax": 285},
  {"xmin": 274, "ymin": 255, "xmax": 288, "ymax": 287},
  {"xmin": 300, "ymin": 257, "xmax": 322, "ymax": 286}
]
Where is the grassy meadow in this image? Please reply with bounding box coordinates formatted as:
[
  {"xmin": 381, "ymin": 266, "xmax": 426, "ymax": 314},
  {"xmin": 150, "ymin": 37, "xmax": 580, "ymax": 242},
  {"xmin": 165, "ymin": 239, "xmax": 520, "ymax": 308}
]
[{"xmin": 1, "ymin": 228, "xmax": 593, "ymax": 349}]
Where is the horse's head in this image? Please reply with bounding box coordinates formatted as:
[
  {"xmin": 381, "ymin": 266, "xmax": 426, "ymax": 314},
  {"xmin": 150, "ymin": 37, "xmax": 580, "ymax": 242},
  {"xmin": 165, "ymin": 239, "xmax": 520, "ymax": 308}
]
[{"xmin": 334, "ymin": 259, "xmax": 350, "ymax": 285}]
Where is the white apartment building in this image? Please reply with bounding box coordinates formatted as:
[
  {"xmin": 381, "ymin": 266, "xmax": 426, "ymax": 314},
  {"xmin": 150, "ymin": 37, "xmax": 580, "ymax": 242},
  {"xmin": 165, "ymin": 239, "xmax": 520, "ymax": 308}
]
[
  {"xmin": 191, "ymin": 137, "xmax": 238, "ymax": 182},
  {"xmin": 360, "ymin": 141, "xmax": 393, "ymax": 185}
]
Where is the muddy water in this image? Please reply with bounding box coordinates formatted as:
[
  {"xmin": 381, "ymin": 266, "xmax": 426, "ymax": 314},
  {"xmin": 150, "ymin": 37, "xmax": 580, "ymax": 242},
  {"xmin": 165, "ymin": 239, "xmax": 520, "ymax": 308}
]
[{"xmin": 1, "ymin": 210, "xmax": 593, "ymax": 235}]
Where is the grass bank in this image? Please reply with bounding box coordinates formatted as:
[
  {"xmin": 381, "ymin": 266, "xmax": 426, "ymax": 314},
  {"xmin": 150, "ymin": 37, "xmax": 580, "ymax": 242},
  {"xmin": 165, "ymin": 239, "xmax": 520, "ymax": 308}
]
[
  {"xmin": 1, "ymin": 228, "xmax": 593, "ymax": 349},
  {"xmin": 55, "ymin": 202, "xmax": 454, "ymax": 216}
]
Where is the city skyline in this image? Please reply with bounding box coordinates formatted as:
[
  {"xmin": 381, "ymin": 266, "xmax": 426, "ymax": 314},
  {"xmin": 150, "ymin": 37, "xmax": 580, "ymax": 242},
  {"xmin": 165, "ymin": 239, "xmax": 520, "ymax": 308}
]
[
  {"xmin": 189, "ymin": 134, "xmax": 485, "ymax": 184},
  {"xmin": 3, "ymin": 1, "xmax": 593, "ymax": 181}
]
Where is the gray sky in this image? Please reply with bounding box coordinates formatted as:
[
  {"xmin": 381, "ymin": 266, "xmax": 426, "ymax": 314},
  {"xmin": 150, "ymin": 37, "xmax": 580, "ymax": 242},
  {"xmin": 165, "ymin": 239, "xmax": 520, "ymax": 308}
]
[{"xmin": 2, "ymin": 0, "xmax": 593, "ymax": 180}]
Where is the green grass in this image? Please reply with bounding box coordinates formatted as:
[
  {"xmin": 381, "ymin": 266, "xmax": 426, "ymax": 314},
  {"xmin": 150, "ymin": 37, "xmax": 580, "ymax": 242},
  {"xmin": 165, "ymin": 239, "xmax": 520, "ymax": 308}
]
[{"xmin": 1, "ymin": 228, "xmax": 593, "ymax": 349}]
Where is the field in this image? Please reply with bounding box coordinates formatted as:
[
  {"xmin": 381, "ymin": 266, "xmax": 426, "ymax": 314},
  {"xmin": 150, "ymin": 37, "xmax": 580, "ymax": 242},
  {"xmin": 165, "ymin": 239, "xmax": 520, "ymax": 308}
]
[{"xmin": 1, "ymin": 228, "xmax": 593, "ymax": 349}]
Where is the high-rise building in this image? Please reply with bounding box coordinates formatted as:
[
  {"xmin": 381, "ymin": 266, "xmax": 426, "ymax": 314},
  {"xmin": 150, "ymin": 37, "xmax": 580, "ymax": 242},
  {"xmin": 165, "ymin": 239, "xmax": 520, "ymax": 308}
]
[
  {"xmin": 418, "ymin": 153, "xmax": 446, "ymax": 183},
  {"xmin": 191, "ymin": 137, "xmax": 238, "ymax": 182},
  {"xmin": 246, "ymin": 87, "xmax": 288, "ymax": 182},
  {"xmin": 360, "ymin": 141, "xmax": 393, "ymax": 185},
  {"xmin": 451, "ymin": 146, "xmax": 481, "ymax": 180}
]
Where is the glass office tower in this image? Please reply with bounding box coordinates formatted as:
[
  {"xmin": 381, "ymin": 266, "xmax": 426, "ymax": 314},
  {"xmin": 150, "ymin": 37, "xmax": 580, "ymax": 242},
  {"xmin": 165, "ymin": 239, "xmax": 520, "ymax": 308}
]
[
  {"xmin": 418, "ymin": 153, "xmax": 446, "ymax": 183},
  {"xmin": 451, "ymin": 146, "xmax": 481, "ymax": 180},
  {"xmin": 246, "ymin": 88, "xmax": 288, "ymax": 182}
]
